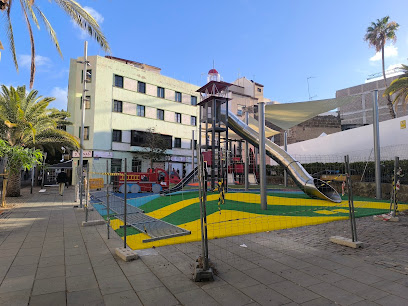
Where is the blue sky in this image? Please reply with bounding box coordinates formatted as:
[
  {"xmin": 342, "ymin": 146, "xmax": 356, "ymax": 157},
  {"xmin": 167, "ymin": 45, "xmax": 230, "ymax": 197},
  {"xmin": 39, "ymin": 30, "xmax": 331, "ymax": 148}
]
[{"xmin": 1, "ymin": 0, "xmax": 408, "ymax": 110}]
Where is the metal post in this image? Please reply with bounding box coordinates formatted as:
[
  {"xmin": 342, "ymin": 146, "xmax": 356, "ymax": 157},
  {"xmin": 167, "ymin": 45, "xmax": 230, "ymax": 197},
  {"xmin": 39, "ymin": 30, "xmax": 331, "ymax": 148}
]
[
  {"xmin": 41, "ymin": 153, "xmax": 47, "ymax": 189},
  {"xmin": 392, "ymin": 156, "xmax": 399, "ymax": 216},
  {"xmin": 85, "ymin": 165, "xmax": 89, "ymax": 221},
  {"xmin": 124, "ymin": 158, "xmax": 127, "ymax": 248},
  {"xmin": 79, "ymin": 41, "xmax": 88, "ymax": 208},
  {"xmin": 30, "ymin": 165, "xmax": 34, "ymax": 194},
  {"xmin": 192, "ymin": 130, "xmax": 195, "ymax": 175},
  {"xmin": 225, "ymin": 99, "xmax": 229, "ymax": 193},
  {"xmin": 345, "ymin": 155, "xmax": 358, "ymax": 242},
  {"xmin": 106, "ymin": 160, "xmax": 110, "ymax": 239},
  {"xmin": 373, "ymin": 90, "xmax": 381, "ymax": 199},
  {"xmin": 245, "ymin": 111, "xmax": 249, "ymax": 191},
  {"xmin": 258, "ymin": 102, "xmax": 267, "ymax": 210},
  {"xmin": 284, "ymin": 131, "xmax": 288, "ymax": 187},
  {"xmin": 211, "ymin": 99, "xmax": 216, "ymax": 190}
]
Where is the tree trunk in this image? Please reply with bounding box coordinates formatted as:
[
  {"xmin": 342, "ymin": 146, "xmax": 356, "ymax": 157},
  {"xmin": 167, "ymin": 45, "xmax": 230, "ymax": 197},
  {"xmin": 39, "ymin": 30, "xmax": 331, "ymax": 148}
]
[
  {"xmin": 382, "ymin": 45, "xmax": 396, "ymax": 118},
  {"xmin": 6, "ymin": 170, "xmax": 21, "ymax": 197}
]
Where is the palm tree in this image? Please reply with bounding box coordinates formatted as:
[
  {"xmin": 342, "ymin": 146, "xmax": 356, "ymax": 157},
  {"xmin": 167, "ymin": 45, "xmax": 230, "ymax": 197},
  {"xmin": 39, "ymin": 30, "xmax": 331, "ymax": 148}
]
[
  {"xmin": 0, "ymin": 85, "xmax": 79, "ymax": 196},
  {"xmin": 0, "ymin": 0, "xmax": 110, "ymax": 88},
  {"xmin": 384, "ymin": 64, "xmax": 408, "ymax": 115},
  {"xmin": 364, "ymin": 16, "xmax": 399, "ymax": 118}
]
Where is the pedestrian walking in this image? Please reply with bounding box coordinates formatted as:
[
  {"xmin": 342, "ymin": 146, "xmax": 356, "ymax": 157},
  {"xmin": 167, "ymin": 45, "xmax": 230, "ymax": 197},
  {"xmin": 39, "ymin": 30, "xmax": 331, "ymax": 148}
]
[{"xmin": 57, "ymin": 170, "xmax": 68, "ymax": 196}]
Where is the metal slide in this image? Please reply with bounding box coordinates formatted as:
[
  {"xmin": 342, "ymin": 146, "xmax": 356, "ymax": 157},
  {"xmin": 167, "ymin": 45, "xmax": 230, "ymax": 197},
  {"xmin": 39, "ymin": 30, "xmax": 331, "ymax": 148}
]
[
  {"xmin": 228, "ymin": 111, "xmax": 341, "ymax": 203},
  {"xmin": 161, "ymin": 166, "xmax": 199, "ymax": 194}
]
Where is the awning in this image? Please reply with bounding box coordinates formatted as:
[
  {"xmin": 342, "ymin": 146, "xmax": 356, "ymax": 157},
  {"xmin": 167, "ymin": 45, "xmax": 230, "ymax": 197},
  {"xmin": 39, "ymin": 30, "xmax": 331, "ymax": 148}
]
[
  {"xmin": 47, "ymin": 160, "xmax": 72, "ymax": 169},
  {"xmin": 264, "ymin": 96, "xmax": 360, "ymax": 130}
]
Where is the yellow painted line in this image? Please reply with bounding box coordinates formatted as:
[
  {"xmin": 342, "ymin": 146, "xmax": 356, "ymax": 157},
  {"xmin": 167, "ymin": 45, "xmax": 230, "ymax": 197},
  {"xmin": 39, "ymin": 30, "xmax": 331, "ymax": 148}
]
[{"xmin": 124, "ymin": 209, "xmax": 347, "ymax": 250}]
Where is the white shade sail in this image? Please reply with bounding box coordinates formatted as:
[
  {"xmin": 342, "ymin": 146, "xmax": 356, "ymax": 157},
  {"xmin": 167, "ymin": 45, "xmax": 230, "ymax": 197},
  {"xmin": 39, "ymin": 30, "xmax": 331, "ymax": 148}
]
[{"xmin": 264, "ymin": 96, "xmax": 360, "ymax": 130}]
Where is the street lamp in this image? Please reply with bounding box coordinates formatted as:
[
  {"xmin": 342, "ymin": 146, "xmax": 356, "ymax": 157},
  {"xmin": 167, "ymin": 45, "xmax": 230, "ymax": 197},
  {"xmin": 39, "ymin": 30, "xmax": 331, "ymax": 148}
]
[{"xmin": 77, "ymin": 41, "xmax": 90, "ymax": 208}]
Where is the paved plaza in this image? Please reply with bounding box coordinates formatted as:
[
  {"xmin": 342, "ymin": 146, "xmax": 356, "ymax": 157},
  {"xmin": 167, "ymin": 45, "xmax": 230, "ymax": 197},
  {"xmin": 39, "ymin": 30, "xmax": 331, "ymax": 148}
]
[{"xmin": 0, "ymin": 187, "xmax": 407, "ymax": 305}]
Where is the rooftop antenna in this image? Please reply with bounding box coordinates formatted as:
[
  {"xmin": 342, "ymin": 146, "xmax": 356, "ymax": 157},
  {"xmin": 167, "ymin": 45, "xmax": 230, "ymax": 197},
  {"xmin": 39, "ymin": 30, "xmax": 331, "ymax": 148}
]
[{"xmin": 307, "ymin": 76, "xmax": 317, "ymax": 100}]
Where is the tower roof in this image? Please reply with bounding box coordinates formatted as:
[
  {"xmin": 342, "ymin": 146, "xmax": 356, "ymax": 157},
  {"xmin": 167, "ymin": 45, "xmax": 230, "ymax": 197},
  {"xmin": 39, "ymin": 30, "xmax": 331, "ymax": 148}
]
[{"xmin": 208, "ymin": 68, "xmax": 218, "ymax": 74}]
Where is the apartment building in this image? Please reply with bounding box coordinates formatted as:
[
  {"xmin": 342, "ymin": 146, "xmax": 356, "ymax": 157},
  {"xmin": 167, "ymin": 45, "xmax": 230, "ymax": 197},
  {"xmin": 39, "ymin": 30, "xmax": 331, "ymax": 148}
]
[{"xmin": 67, "ymin": 56, "xmax": 199, "ymax": 182}]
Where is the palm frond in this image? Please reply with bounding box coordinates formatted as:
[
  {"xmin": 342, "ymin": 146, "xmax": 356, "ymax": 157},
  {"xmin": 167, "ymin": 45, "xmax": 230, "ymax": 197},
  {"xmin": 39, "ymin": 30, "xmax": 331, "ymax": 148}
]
[
  {"xmin": 52, "ymin": 0, "xmax": 110, "ymax": 52},
  {"xmin": 22, "ymin": 0, "xmax": 40, "ymax": 29},
  {"xmin": 34, "ymin": 5, "xmax": 62, "ymax": 58},
  {"xmin": 6, "ymin": 0, "xmax": 18, "ymax": 70},
  {"xmin": 20, "ymin": 0, "xmax": 36, "ymax": 88}
]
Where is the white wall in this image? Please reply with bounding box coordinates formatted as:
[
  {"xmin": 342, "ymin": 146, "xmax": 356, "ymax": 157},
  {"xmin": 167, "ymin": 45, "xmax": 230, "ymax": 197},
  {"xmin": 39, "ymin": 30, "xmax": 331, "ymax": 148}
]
[{"xmin": 286, "ymin": 116, "xmax": 408, "ymax": 162}]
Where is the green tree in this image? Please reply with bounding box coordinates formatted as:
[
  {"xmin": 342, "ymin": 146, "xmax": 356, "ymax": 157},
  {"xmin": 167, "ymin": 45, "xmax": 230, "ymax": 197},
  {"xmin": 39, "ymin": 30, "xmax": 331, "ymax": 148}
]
[
  {"xmin": 384, "ymin": 64, "xmax": 408, "ymax": 114},
  {"xmin": 0, "ymin": 85, "xmax": 79, "ymax": 196},
  {"xmin": 364, "ymin": 16, "xmax": 399, "ymax": 118},
  {"xmin": 0, "ymin": 0, "xmax": 110, "ymax": 88}
]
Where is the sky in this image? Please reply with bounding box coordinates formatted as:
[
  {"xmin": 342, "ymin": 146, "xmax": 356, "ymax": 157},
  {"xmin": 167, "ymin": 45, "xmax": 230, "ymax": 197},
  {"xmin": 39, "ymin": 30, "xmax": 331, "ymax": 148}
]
[{"xmin": 1, "ymin": 0, "xmax": 408, "ymax": 110}]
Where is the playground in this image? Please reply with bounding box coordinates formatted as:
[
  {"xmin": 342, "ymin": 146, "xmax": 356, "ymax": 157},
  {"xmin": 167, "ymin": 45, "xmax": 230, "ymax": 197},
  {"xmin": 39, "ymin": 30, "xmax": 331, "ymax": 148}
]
[{"xmin": 91, "ymin": 188, "xmax": 408, "ymax": 250}]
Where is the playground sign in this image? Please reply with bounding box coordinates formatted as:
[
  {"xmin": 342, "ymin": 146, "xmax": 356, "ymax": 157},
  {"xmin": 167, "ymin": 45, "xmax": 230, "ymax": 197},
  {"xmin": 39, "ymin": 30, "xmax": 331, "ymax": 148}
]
[{"xmin": 400, "ymin": 120, "xmax": 406, "ymax": 129}]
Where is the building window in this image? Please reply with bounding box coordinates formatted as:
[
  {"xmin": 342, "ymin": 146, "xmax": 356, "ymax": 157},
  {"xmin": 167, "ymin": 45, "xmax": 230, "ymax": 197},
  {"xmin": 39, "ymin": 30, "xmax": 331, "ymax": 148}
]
[
  {"xmin": 191, "ymin": 116, "xmax": 197, "ymax": 126},
  {"xmin": 80, "ymin": 96, "xmax": 91, "ymax": 109},
  {"xmin": 257, "ymin": 87, "xmax": 262, "ymax": 92},
  {"xmin": 175, "ymin": 113, "xmax": 181, "ymax": 123},
  {"xmin": 81, "ymin": 69, "xmax": 92, "ymax": 83},
  {"xmin": 138, "ymin": 81, "xmax": 146, "ymax": 93},
  {"xmin": 137, "ymin": 105, "xmax": 145, "ymax": 117},
  {"xmin": 112, "ymin": 129, "xmax": 122, "ymax": 142},
  {"xmin": 132, "ymin": 158, "xmax": 142, "ymax": 172},
  {"xmin": 237, "ymin": 104, "xmax": 244, "ymax": 116},
  {"xmin": 175, "ymin": 92, "xmax": 182, "ymax": 102},
  {"xmin": 79, "ymin": 126, "xmax": 90, "ymax": 140},
  {"xmin": 191, "ymin": 96, "xmax": 197, "ymax": 106},
  {"xmin": 157, "ymin": 109, "xmax": 164, "ymax": 120},
  {"xmin": 111, "ymin": 159, "xmax": 122, "ymax": 173},
  {"xmin": 114, "ymin": 75, "xmax": 123, "ymax": 88},
  {"xmin": 174, "ymin": 138, "xmax": 181, "ymax": 148},
  {"xmin": 157, "ymin": 87, "xmax": 165, "ymax": 98},
  {"xmin": 113, "ymin": 100, "xmax": 123, "ymax": 112}
]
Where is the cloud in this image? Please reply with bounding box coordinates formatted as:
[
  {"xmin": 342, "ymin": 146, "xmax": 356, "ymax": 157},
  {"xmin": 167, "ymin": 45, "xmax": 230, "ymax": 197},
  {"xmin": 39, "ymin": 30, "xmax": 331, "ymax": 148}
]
[
  {"xmin": 369, "ymin": 45, "xmax": 398, "ymax": 61},
  {"xmin": 387, "ymin": 63, "xmax": 403, "ymax": 71},
  {"xmin": 49, "ymin": 86, "xmax": 68, "ymax": 110},
  {"xmin": 19, "ymin": 54, "xmax": 51, "ymax": 69},
  {"xmin": 83, "ymin": 6, "xmax": 104, "ymax": 24},
  {"xmin": 71, "ymin": 6, "xmax": 104, "ymax": 39}
]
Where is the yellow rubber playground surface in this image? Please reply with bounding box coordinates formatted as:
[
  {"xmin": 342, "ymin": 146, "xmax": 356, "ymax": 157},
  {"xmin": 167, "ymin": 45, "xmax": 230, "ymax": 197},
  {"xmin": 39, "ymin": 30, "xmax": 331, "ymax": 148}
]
[{"xmin": 94, "ymin": 191, "xmax": 408, "ymax": 250}]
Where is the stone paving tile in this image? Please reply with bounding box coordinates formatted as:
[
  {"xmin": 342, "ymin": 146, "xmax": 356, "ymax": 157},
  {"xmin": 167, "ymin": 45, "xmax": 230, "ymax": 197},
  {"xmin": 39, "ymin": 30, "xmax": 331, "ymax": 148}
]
[
  {"xmin": 218, "ymin": 269, "xmax": 260, "ymax": 289},
  {"xmin": 65, "ymin": 254, "xmax": 90, "ymax": 266},
  {"xmin": 29, "ymin": 291, "xmax": 67, "ymax": 306},
  {"xmin": 93, "ymin": 263, "xmax": 123, "ymax": 279},
  {"xmin": 175, "ymin": 288, "xmax": 219, "ymax": 306},
  {"xmin": 11, "ymin": 254, "xmax": 40, "ymax": 266},
  {"xmin": 103, "ymin": 289, "xmax": 143, "ymax": 306},
  {"xmin": 0, "ymin": 275, "xmax": 34, "ymax": 294},
  {"xmin": 97, "ymin": 274, "xmax": 133, "ymax": 296},
  {"xmin": 350, "ymin": 300, "xmax": 382, "ymax": 306},
  {"xmin": 65, "ymin": 262, "xmax": 94, "ymax": 277},
  {"xmin": 66, "ymin": 274, "xmax": 99, "ymax": 292},
  {"xmin": 332, "ymin": 278, "xmax": 390, "ymax": 301},
  {"xmin": 160, "ymin": 273, "xmax": 200, "ymax": 294},
  {"xmin": 38, "ymin": 255, "xmax": 65, "ymax": 268},
  {"xmin": 307, "ymin": 282, "xmax": 365, "ymax": 306},
  {"xmin": 370, "ymin": 279, "xmax": 408, "ymax": 299},
  {"xmin": 240, "ymin": 284, "xmax": 291, "ymax": 306},
  {"xmin": 244, "ymin": 267, "xmax": 286, "ymax": 285},
  {"xmin": 0, "ymin": 289, "xmax": 31, "ymax": 306},
  {"xmin": 332, "ymin": 266, "xmax": 384, "ymax": 285},
  {"xmin": 5, "ymin": 264, "xmax": 37, "ymax": 278},
  {"xmin": 117, "ymin": 259, "xmax": 151, "ymax": 277},
  {"xmin": 301, "ymin": 297, "xmax": 337, "ymax": 305},
  {"xmin": 300, "ymin": 265, "xmax": 346, "ymax": 284},
  {"xmin": 128, "ymin": 272, "xmax": 164, "ymax": 292},
  {"xmin": 36, "ymin": 264, "xmax": 65, "ymax": 280},
  {"xmin": 269, "ymin": 280, "xmax": 320, "ymax": 304},
  {"xmin": 67, "ymin": 288, "xmax": 104, "ymax": 306},
  {"xmin": 204, "ymin": 284, "xmax": 254, "ymax": 306},
  {"xmin": 137, "ymin": 286, "xmax": 180, "ymax": 306},
  {"xmin": 374, "ymin": 294, "xmax": 408, "ymax": 306},
  {"xmin": 32, "ymin": 276, "xmax": 66, "ymax": 296}
]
